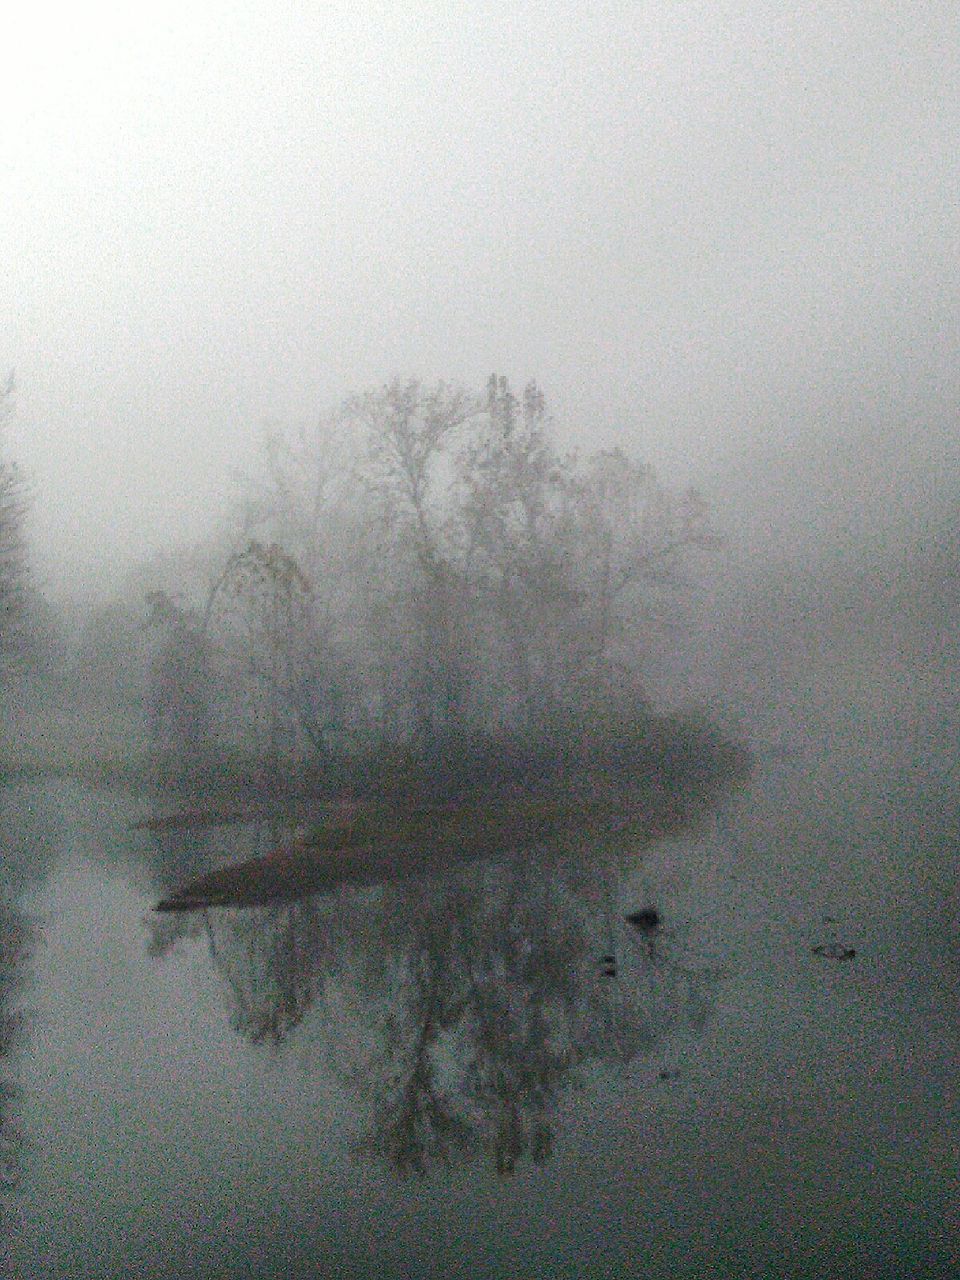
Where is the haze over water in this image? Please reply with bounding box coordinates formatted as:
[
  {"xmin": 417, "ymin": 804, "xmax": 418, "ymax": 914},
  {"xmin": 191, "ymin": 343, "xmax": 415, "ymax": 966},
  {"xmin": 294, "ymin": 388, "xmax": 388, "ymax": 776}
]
[{"xmin": 1, "ymin": 4, "xmax": 958, "ymax": 1277}]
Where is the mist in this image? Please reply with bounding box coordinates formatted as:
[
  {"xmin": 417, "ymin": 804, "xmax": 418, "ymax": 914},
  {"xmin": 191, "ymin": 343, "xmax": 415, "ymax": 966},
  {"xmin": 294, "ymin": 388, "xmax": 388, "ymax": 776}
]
[
  {"xmin": 2, "ymin": 5, "xmax": 959, "ymax": 1278},
  {"xmin": 1, "ymin": 1, "xmax": 955, "ymax": 602}
]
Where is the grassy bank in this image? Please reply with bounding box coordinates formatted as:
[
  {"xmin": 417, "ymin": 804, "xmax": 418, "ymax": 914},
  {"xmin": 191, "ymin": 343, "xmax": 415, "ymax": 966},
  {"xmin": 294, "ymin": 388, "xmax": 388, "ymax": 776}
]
[{"xmin": 1, "ymin": 704, "xmax": 752, "ymax": 822}]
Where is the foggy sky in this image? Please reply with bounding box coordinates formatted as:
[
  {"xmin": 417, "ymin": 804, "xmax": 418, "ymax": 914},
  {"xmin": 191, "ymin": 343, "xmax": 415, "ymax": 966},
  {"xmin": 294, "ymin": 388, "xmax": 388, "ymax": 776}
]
[{"xmin": 2, "ymin": 1, "xmax": 957, "ymax": 599}]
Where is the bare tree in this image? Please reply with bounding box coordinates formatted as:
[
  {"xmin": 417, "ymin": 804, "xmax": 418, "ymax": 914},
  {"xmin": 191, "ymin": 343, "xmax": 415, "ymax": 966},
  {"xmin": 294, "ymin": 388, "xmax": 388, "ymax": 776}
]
[
  {"xmin": 458, "ymin": 377, "xmax": 581, "ymax": 723},
  {"xmin": 186, "ymin": 372, "xmax": 721, "ymax": 754},
  {"xmin": 573, "ymin": 450, "xmax": 719, "ymax": 698},
  {"xmin": 205, "ymin": 540, "xmax": 348, "ymax": 759},
  {"xmin": 353, "ymin": 379, "xmax": 483, "ymax": 739},
  {"xmin": 0, "ymin": 374, "xmax": 27, "ymax": 678},
  {"xmin": 145, "ymin": 591, "xmax": 215, "ymax": 772}
]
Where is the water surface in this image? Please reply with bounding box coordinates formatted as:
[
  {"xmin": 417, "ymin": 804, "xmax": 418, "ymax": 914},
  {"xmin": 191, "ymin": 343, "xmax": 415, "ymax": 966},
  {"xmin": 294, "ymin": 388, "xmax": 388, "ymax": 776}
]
[{"xmin": 2, "ymin": 713, "xmax": 958, "ymax": 1278}]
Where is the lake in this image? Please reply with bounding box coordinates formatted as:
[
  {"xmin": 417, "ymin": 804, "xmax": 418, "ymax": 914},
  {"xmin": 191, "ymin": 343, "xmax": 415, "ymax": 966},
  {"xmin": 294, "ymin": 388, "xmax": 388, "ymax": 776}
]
[{"xmin": 1, "ymin": 698, "xmax": 958, "ymax": 1278}]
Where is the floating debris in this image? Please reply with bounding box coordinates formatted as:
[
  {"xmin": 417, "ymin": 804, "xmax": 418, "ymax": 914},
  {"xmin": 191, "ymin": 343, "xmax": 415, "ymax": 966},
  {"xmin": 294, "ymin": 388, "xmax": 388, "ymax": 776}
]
[
  {"xmin": 811, "ymin": 943, "xmax": 856, "ymax": 961},
  {"xmin": 658, "ymin": 1068, "xmax": 681, "ymax": 1082},
  {"xmin": 625, "ymin": 908, "xmax": 660, "ymax": 932},
  {"xmin": 600, "ymin": 953, "xmax": 617, "ymax": 978}
]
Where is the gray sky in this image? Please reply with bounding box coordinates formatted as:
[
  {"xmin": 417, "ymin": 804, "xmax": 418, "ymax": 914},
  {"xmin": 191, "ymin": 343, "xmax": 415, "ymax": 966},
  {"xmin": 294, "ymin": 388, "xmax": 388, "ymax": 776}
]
[{"xmin": 2, "ymin": 1, "xmax": 957, "ymax": 596}]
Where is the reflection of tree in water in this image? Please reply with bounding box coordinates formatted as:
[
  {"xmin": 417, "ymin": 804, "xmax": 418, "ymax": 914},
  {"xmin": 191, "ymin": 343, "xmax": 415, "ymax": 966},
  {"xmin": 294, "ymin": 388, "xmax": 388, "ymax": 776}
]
[
  {"xmin": 151, "ymin": 848, "xmax": 723, "ymax": 1176},
  {"xmin": 0, "ymin": 901, "xmax": 30, "ymax": 1225},
  {"xmin": 150, "ymin": 880, "xmax": 336, "ymax": 1045}
]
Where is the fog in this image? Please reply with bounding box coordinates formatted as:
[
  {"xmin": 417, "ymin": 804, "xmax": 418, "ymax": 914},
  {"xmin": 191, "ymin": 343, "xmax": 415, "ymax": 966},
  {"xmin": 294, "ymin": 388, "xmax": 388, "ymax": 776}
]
[
  {"xmin": 2, "ymin": 7, "xmax": 959, "ymax": 1278},
  {"xmin": 2, "ymin": 0, "xmax": 957, "ymax": 601}
]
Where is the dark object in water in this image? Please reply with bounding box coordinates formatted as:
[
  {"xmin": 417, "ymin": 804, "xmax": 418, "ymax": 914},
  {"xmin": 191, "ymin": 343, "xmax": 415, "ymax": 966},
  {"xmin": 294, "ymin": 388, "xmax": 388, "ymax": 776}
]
[
  {"xmin": 811, "ymin": 943, "xmax": 856, "ymax": 961},
  {"xmin": 625, "ymin": 908, "xmax": 660, "ymax": 932},
  {"xmin": 154, "ymin": 786, "xmax": 681, "ymax": 913},
  {"xmin": 600, "ymin": 953, "xmax": 617, "ymax": 978},
  {"xmin": 156, "ymin": 837, "xmax": 401, "ymax": 911},
  {"xmin": 658, "ymin": 1068, "xmax": 681, "ymax": 1081}
]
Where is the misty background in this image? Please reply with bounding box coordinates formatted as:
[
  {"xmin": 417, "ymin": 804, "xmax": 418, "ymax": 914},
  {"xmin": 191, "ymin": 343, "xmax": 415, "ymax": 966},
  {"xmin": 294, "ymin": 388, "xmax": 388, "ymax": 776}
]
[
  {"xmin": 2, "ymin": 7, "xmax": 960, "ymax": 1274},
  {"xmin": 3, "ymin": 1, "xmax": 957, "ymax": 619},
  {"xmin": 0, "ymin": 0, "xmax": 957, "ymax": 839}
]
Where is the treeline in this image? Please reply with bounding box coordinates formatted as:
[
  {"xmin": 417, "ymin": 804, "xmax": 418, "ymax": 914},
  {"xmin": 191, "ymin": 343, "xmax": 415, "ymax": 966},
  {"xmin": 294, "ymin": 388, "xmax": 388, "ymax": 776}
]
[
  {"xmin": 142, "ymin": 376, "xmax": 714, "ymax": 769},
  {"xmin": 0, "ymin": 375, "xmax": 28, "ymax": 683},
  {"xmin": 5, "ymin": 375, "xmax": 723, "ymax": 788}
]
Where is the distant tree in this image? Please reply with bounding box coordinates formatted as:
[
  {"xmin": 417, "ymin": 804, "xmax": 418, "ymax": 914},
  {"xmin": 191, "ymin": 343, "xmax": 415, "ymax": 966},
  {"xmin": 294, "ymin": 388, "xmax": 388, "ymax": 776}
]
[
  {"xmin": 74, "ymin": 602, "xmax": 149, "ymax": 708},
  {"xmin": 572, "ymin": 449, "xmax": 718, "ymax": 699},
  {"xmin": 0, "ymin": 901, "xmax": 29, "ymax": 1198},
  {"xmin": 205, "ymin": 540, "xmax": 349, "ymax": 759},
  {"xmin": 354, "ymin": 378, "xmax": 483, "ymax": 738},
  {"xmin": 205, "ymin": 372, "xmax": 720, "ymax": 751},
  {"xmin": 145, "ymin": 591, "xmax": 214, "ymax": 768},
  {"xmin": 458, "ymin": 376, "xmax": 580, "ymax": 722},
  {"xmin": 8, "ymin": 589, "xmax": 69, "ymax": 696},
  {"xmin": 0, "ymin": 374, "xmax": 27, "ymax": 678}
]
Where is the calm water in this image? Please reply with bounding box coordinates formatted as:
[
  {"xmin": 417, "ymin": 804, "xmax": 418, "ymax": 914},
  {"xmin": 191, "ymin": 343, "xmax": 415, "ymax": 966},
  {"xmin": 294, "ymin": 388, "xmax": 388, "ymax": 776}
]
[{"xmin": 1, "ymin": 702, "xmax": 958, "ymax": 1277}]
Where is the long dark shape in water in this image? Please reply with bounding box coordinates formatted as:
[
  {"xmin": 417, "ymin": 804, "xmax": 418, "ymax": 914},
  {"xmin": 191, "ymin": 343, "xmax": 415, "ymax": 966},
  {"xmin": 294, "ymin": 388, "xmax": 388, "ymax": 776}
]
[
  {"xmin": 153, "ymin": 787, "xmax": 699, "ymax": 913},
  {"xmin": 155, "ymin": 837, "xmax": 414, "ymax": 910}
]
